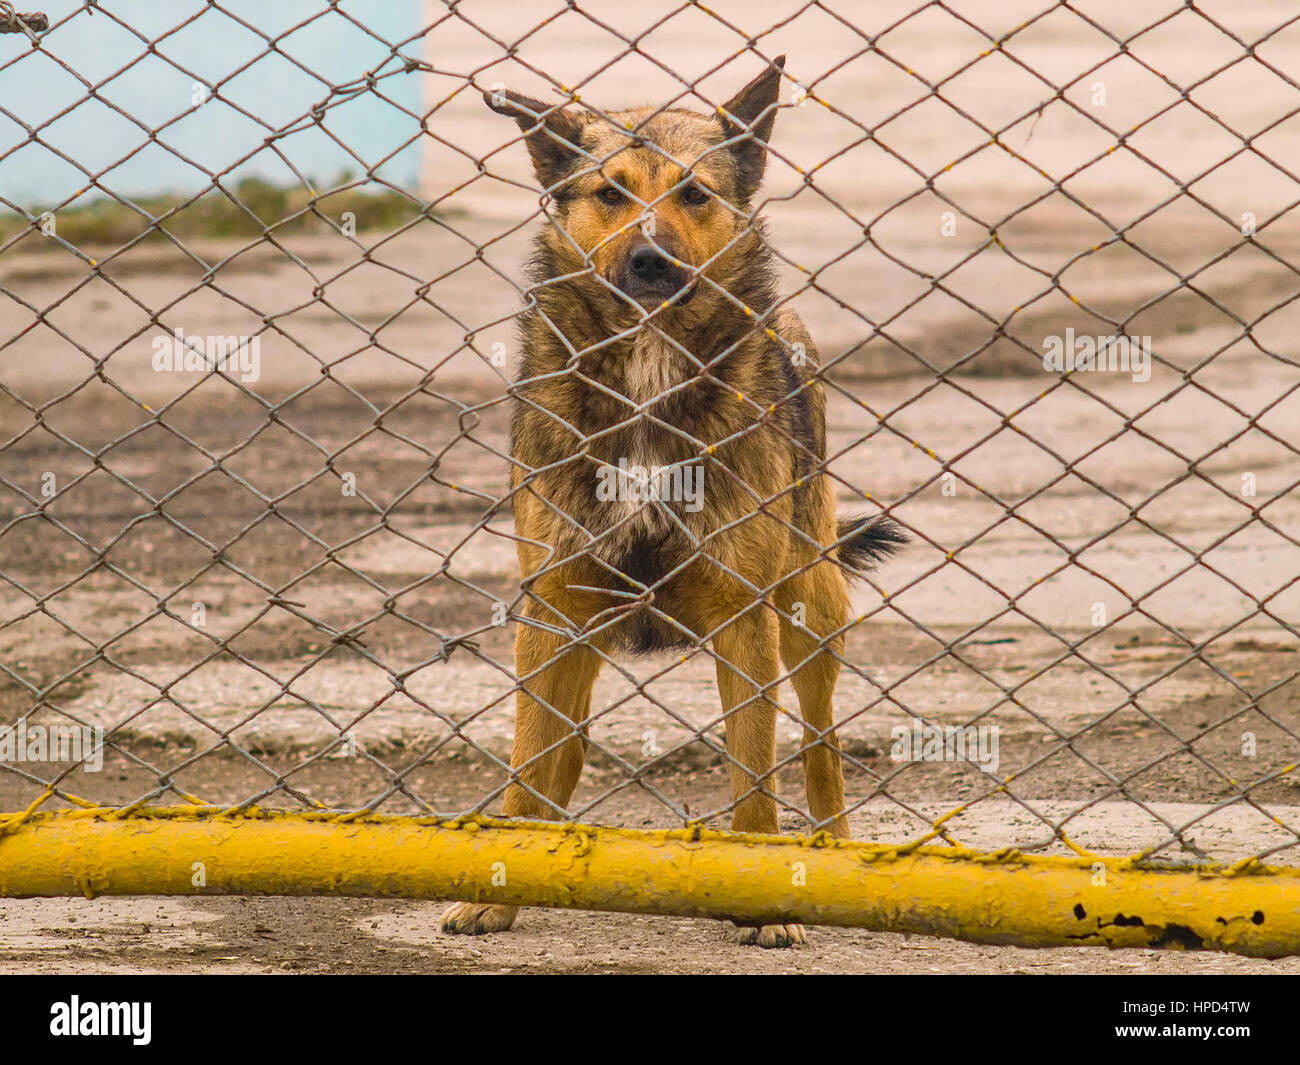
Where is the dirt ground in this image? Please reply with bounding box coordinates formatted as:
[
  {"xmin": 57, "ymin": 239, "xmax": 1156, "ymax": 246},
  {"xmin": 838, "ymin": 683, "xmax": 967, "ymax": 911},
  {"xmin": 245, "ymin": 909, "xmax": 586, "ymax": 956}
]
[
  {"xmin": 1, "ymin": 0, "xmax": 1299, "ymax": 973},
  {"xmin": 6, "ymin": 895, "xmax": 1300, "ymax": 975}
]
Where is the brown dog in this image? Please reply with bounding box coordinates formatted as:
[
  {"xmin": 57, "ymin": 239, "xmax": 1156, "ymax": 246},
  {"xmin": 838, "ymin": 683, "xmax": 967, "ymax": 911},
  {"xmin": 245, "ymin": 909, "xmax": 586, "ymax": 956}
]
[{"xmin": 441, "ymin": 56, "xmax": 902, "ymax": 947}]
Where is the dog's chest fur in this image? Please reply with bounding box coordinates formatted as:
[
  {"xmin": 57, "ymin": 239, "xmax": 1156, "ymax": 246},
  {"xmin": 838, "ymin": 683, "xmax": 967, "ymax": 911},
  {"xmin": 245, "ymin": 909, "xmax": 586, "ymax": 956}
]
[
  {"xmin": 591, "ymin": 329, "xmax": 694, "ymax": 543},
  {"xmin": 624, "ymin": 329, "xmax": 689, "ymax": 408}
]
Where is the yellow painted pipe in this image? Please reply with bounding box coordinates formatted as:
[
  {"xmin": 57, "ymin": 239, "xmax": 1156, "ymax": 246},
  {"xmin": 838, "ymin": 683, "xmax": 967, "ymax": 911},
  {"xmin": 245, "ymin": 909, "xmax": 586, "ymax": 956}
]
[{"xmin": 1, "ymin": 807, "xmax": 1297, "ymax": 957}]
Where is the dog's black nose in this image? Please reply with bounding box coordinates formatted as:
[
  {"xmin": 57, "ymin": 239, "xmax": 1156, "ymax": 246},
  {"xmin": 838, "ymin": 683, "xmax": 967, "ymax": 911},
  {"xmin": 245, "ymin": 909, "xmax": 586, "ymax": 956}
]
[{"xmin": 629, "ymin": 244, "xmax": 671, "ymax": 280}]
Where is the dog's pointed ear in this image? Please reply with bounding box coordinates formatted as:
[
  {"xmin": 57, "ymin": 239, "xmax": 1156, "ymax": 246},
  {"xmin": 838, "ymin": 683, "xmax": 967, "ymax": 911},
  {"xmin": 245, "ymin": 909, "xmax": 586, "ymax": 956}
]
[
  {"xmin": 484, "ymin": 88, "xmax": 584, "ymax": 189},
  {"xmin": 716, "ymin": 55, "xmax": 785, "ymax": 199}
]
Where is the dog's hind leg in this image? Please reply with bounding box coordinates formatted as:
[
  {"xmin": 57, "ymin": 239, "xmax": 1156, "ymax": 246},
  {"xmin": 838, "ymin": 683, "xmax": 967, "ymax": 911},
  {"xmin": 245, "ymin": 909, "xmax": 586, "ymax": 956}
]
[
  {"xmin": 441, "ymin": 593, "xmax": 603, "ymax": 936},
  {"xmin": 711, "ymin": 602, "xmax": 806, "ymax": 947},
  {"xmin": 774, "ymin": 559, "xmax": 852, "ymax": 840}
]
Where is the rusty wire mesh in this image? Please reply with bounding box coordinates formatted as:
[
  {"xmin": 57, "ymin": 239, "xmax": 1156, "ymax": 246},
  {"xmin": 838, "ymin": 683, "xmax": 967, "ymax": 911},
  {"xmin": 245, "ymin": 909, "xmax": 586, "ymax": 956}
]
[{"xmin": 0, "ymin": 0, "xmax": 1298, "ymax": 871}]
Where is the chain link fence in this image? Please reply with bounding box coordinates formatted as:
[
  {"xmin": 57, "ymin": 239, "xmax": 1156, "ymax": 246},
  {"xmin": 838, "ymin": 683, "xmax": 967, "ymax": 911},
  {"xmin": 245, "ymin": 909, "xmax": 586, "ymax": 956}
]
[{"xmin": 0, "ymin": 0, "xmax": 1298, "ymax": 894}]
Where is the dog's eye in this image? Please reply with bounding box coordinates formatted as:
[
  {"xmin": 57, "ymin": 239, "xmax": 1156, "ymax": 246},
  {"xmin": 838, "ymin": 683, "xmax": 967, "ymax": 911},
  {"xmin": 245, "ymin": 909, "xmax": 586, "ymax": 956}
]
[
  {"xmin": 596, "ymin": 186, "xmax": 624, "ymax": 205},
  {"xmin": 682, "ymin": 185, "xmax": 710, "ymax": 206}
]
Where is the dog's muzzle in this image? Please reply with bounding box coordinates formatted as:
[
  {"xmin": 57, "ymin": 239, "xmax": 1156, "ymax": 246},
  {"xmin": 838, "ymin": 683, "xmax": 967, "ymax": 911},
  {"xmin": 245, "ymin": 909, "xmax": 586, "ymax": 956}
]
[{"xmin": 616, "ymin": 243, "xmax": 695, "ymax": 305}]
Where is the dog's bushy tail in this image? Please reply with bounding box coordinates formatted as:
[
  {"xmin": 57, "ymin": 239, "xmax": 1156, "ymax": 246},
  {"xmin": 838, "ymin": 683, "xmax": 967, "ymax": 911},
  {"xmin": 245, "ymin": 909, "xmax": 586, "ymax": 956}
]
[{"xmin": 835, "ymin": 515, "xmax": 906, "ymax": 577}]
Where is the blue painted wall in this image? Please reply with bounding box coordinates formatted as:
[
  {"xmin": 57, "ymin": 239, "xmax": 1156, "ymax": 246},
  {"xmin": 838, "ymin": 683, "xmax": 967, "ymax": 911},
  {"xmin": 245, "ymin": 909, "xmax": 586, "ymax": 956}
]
[{"xmin": 0, "ymin": 0, "xmax": 423, "ymax": 207}]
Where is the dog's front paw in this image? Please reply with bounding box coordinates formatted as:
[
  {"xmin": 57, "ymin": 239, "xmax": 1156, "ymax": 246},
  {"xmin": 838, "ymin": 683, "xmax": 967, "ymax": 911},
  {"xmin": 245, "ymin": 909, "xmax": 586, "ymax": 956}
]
[
  {"xmin": 440, "ymin": 902, "xmax": 519, "ymax": 935},
  {"xmin": 735, "ymin": 922, "xmax": 806, "ymax": 948}
]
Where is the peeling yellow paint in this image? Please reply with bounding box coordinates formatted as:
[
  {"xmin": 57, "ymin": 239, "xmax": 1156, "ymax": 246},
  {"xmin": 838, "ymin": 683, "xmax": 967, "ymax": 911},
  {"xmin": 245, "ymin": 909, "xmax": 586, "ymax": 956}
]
[{"xmin": 0, "ymin": 809, "xmax": 1296, "ymax": 957}]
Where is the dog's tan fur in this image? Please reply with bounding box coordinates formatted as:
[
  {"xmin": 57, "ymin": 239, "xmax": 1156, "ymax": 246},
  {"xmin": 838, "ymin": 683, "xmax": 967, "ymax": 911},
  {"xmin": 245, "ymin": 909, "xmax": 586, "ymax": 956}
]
[{"xmin": 441, "ymin": 58, "xmax": 901, "ymax": 947}]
